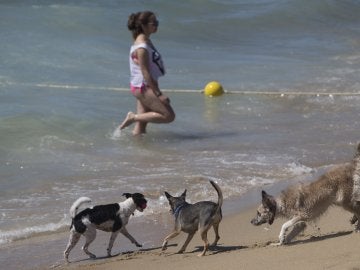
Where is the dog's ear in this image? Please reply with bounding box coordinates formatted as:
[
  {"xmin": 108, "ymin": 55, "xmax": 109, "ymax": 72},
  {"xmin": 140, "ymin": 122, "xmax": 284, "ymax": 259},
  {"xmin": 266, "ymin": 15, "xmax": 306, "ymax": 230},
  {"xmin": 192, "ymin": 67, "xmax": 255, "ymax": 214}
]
[
  {"xmin": 261, "ymin": 190, "xmax": 276, "ymax": 225},
  {"xmin": 261, "ymin": 190, "xmax": 268, "ymax": 200},
  {"xmin": 261, "ymin": 190, "xmax": 274, "ymax": 203},
  {"xmin": 123, "ymin": 193, "xmax": 132, "ymax": 199},
  {"xmin": 181, "ymin": 189, "xmax": 187, "ymax": 198},
  {"xmin": 164, "ymin": 192, "xmax": 172, "ymax": 200},
  {"xmin": 262, "ymin": 190, "xmax": 275, "ymax": 206}
]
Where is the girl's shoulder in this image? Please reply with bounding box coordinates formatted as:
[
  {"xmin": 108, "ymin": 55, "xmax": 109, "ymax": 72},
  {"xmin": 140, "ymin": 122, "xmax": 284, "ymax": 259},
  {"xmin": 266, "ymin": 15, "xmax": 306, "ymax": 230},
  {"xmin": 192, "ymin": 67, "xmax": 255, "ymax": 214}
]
[
  {"xmin": 131, "ymin": 42, "xmax": 149, "ymax": 50},
  {"xmin": 130, "ymin": 43, "xmax": 150, "ymax": 57},
  {"xmin": 131, "ymin": 35, "xmax": 150, "ymax": 51}
]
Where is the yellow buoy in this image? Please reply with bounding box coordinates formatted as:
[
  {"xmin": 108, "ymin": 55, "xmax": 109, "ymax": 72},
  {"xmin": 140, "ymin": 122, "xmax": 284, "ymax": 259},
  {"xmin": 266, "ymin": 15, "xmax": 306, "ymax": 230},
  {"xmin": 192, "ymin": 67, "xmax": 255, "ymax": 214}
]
[{"xmin": 204, "ymin": 81, "xmax": 224, "ymax": 97}]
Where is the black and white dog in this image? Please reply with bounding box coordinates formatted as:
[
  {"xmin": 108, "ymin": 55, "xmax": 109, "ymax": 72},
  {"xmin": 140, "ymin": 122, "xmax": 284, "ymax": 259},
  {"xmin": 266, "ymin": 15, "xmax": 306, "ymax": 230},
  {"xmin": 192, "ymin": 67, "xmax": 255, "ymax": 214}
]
[{"xmin": 64, "ymin": 193, "xmax": 147, "ymax": 262}]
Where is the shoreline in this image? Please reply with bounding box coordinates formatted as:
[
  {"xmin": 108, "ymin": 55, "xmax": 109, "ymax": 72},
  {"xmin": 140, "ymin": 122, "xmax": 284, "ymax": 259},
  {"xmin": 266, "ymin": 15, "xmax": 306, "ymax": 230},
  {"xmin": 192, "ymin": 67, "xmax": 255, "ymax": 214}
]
[
  {"xmin": 0, "ymin": 184, "xmax": 270, "ymax": 270},
  {"xmin": 57, "ymin": 205, "xmax": 360, "ymax": 270},
  {"xmin": 3, "ymin": 176, "xmax": 360, "ymax": 270}
]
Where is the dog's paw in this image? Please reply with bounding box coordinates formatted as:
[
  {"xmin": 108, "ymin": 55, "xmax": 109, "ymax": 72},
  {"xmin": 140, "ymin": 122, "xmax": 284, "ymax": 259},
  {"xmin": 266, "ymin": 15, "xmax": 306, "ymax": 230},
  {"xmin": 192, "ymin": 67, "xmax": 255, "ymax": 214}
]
[
  {"xmin": 349, "ymin": 215, "xmax": 358, "ymax": 225},
  {"xmin": 278, "ymin": 236, "xmax": 287, "ymax": 245},
  {"xmin": 210, "ymin": 241, "xmax": 219, "ymax": 246}
]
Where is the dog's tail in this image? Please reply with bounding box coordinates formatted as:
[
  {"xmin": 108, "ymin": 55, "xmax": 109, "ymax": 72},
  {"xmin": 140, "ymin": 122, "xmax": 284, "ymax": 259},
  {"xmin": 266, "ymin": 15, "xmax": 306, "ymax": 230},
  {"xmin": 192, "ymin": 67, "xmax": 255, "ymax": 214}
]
[
  {"xmin": 69, "ymin": 197, "xmax": 92, "ymax": 218},
  {"xmin": 210, "ymin": 180, "xmax": 223, "ymax": 211}
]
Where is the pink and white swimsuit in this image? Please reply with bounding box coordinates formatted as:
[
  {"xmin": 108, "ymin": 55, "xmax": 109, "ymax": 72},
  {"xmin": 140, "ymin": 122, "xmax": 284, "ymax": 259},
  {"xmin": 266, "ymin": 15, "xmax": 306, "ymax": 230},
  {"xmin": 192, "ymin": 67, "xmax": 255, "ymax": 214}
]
[{"xmin": 129, "ymin": 43, "xmax": 165, "ymax": 93}]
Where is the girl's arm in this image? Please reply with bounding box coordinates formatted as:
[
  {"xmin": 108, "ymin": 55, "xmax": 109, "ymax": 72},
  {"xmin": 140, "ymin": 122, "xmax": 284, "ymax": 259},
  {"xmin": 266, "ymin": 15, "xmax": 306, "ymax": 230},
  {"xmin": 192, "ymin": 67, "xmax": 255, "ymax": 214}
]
[{"xmin": 136, "ymin": 48, "xmax": 162, "ymax": 96}]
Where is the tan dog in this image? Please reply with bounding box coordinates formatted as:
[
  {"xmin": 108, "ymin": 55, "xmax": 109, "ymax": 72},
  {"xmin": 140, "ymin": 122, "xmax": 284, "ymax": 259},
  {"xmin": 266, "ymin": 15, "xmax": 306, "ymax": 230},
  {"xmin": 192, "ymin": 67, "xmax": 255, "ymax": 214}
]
[{"xmin": 251, "ymin": 145, "xmax": 360, "ymax": 245}]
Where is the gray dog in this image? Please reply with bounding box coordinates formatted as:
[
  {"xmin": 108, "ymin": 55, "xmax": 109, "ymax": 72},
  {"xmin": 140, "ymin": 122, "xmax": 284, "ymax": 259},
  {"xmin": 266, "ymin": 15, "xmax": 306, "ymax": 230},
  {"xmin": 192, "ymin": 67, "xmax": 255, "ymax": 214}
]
[{"xmin": 162, "ymin": 180, "xmax": 223, "ymax": 256}]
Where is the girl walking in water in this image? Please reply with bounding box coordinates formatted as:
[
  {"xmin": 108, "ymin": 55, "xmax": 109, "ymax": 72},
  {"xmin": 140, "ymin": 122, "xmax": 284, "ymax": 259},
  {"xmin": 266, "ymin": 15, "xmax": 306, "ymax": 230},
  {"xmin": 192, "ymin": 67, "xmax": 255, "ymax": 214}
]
[{"xmin": 119, "ymin": 11, "xmax": 175, "ymax": 135}]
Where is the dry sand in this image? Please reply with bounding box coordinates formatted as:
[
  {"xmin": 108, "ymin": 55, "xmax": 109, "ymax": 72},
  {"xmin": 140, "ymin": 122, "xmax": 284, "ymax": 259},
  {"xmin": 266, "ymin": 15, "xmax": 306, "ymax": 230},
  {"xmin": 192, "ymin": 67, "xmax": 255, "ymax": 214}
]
[{"xmin": 57, "ymin": 203, "xmax": 360, "ymax": 270}]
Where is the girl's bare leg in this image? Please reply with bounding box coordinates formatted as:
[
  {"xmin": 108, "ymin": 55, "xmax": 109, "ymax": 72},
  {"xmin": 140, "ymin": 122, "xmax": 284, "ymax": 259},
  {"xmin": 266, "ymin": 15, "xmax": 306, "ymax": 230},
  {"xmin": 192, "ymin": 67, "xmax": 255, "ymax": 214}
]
[
  {"xmin": 120, "ymin": 88, "xmax": 175, "ymax": 133},
  {"xmin": 135, "ymin": 89, "xmax": 175, "ymax": 124},
  {"xmin": 132, "ymin": 100, "xmax": 148, "ymax": 135}
]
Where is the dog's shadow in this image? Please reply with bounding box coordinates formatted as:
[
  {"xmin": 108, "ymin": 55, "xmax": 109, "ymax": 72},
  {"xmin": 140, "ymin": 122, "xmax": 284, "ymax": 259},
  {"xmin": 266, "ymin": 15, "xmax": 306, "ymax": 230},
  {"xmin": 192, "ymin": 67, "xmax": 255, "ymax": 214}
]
[
  {"xmin": 191, "ymin": 244, "xmax": 248, "ymax": 255},
  {"xmin": 67, "ymin": 244, "xmax": 178, "ymax": 264},
  {"xmin": 280, "ymin": 230, "xmax": 353, "ymax": 246},
  {"xmin": 65, "ymin": 231, "xmax": 353, "ymax": 265}
]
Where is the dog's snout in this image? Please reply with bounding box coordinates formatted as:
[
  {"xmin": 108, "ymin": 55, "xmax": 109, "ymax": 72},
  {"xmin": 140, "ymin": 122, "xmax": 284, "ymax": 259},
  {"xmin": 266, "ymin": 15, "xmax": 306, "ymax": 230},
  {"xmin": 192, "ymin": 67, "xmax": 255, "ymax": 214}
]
[{"xmin": 251, "ymin": 217, "xmax": 262, "ymax": 226}]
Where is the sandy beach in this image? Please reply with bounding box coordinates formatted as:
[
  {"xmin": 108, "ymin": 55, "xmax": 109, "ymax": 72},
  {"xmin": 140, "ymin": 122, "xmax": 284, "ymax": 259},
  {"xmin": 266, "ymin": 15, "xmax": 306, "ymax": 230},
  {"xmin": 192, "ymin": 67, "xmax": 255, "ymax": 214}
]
[{"xmin": 56, "ymin": 200, "xmax": 360, "ymax": 270}]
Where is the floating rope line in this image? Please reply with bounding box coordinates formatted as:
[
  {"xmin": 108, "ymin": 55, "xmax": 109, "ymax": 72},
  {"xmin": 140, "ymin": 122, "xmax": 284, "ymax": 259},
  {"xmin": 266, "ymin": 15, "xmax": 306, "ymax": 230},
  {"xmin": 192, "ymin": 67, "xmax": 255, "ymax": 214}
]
[
  {"xmin": 3, "ymin": 81, "xmax": 360, "ymax": 96},
  {"xmin": 164, "ymin": 89, "xmax": 360, "ymax": 96},
  {"xmin": 223, "ymin": 91, "xmax": 360, "ymax": 96}
]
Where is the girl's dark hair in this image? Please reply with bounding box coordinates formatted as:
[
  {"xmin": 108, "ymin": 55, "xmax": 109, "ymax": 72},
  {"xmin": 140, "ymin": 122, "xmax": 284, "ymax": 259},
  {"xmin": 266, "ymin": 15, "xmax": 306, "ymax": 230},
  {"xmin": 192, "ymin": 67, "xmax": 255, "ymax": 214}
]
[{"xmin": 128, "ymin": 11, "xmax": 155, "ymax": 39}]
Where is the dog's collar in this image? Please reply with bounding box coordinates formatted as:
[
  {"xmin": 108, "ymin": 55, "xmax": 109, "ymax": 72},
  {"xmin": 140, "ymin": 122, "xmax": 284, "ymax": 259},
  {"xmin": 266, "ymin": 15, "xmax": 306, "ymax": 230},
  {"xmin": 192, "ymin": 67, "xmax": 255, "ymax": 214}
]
[{"xmin": 173, "ymin": 203, "xmax": 187, "ymax": 218}]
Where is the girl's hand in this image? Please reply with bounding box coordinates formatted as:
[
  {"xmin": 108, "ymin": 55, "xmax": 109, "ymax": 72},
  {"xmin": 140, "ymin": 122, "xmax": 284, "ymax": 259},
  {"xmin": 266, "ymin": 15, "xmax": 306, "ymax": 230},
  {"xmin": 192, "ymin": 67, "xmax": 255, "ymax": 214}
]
[{"xmin": 159, "ymin": 94, "xmax": 170, "ymax": 104}]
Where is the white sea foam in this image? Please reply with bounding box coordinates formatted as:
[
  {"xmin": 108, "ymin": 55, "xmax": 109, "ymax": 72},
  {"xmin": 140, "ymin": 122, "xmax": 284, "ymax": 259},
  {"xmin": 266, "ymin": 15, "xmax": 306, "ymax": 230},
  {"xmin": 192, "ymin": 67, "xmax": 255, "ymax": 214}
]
[
  {"xmin": 287, "ymin": 162, "xmax": 314, "ymax": 175},
  {"xmin": 0, "ymin": 216, "xmax": 68, "ymax": 245},
  {"xmin": 111, "ymin": 127, "xmax": 122, "ymax": 139}
]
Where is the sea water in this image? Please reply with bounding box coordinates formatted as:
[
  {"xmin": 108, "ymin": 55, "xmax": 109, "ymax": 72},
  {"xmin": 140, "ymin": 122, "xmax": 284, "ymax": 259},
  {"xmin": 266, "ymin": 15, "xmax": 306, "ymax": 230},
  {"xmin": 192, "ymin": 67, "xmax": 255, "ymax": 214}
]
[{"xmin": 0, "ymin": 0, "xmax": 360, "ymax": 269}]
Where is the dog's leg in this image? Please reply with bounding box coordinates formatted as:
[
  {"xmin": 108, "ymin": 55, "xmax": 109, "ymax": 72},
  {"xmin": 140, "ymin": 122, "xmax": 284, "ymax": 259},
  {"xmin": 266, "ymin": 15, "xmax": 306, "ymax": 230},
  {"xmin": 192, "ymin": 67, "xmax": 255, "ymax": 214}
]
[
  {"xmin": 64, "ymin": 230, "xmax": 81, "ymax": 263},
  {"xmin": 352, "ymin": 153, "xmax": 360, "ymax": 201},
  {"xmin": 178, "ymin": 232, "xmax": 195, "ymax": 254},
  {"xmin": 120, "ymin": 227, "xmax": 142, "ymax": 247},
  {"xmin": 82, "ymin": 226, "xmax": 97, "ymax": 259},
  {"xmin": 198, "ymin": 228, "xmax": 210, "ymax": 257},
  {"xmin": 277, "ymin": 216, "xmax": 302, "ymax": 245},
  {"xmin": 285, "ymin": 221, "xmax": 307, "ymax": 243},
  {"xmin": 161, "ymin": 231, "xmax": 181, "ymax": 251},
  {"xmin": 107, "ymin": 231, "xmax": 119, "ymax": 257},
  {"xmin": 352, "ymin": 214, "xmax": 360, "ymax": 232},
  {"xmin": 210, "ymin": 222, "xmax": 220, "ymax": 246},
  {"xmin": 349, "ymin": 214, "xmax": 358, "ymax": 225},
  {"xmin": 356, "ymin": 221, "xmax": 360, "ymax": 232}
]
